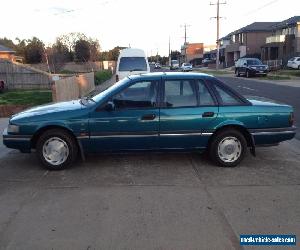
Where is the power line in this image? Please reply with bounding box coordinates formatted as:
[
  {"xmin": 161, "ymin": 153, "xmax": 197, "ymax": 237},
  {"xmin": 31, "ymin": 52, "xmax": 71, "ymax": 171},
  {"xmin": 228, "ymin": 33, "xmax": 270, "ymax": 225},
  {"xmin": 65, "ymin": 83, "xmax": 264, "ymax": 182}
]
[
  {"xmin": 210, "ymin": 0, "xmax": 226, "ymax": 70},
  {"xmin": 244, "ymin": 0, "xmax": 280, "ymax": 16}
]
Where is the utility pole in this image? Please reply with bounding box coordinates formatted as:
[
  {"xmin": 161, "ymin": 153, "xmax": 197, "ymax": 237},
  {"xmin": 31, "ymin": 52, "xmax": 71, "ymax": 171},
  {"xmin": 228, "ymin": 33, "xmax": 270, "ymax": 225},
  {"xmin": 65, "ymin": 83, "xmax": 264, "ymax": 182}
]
[
  {"xmin": 181, "ymin": 24, "xmax": 191, "ymax": 63},
  {"xmin": 168, "ymin": 36, "xmax": 171, "ymax": 66},
  {"xmin": 210, "ymin": 0, "xmax": 226, "ymax": 70}
]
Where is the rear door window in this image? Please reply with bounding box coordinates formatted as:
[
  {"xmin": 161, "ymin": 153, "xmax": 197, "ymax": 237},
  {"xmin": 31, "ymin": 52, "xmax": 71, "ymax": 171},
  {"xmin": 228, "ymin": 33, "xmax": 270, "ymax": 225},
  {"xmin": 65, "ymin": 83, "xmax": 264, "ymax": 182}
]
[
  {"xmin": 164, "ymin": 80, "xmax": 197, "ymax": 107},
  {"xmin": 119, "ymin": 57, "xmax": 147, "ymax": 71},
  {"xmin": 214, "ymin": 85, "xmax": 243, "ymax": 105},
  {"xmin": 196, "ymin": 80, "xmax": 215, "ymax": 106}
]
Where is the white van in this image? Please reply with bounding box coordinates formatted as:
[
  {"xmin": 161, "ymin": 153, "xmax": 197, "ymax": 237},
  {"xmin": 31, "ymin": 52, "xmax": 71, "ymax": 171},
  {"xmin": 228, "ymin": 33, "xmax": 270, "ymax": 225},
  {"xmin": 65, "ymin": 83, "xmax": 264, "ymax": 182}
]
[{"xmin": 116, "ymin": 48, "xmax": 150, "ymax": 81}]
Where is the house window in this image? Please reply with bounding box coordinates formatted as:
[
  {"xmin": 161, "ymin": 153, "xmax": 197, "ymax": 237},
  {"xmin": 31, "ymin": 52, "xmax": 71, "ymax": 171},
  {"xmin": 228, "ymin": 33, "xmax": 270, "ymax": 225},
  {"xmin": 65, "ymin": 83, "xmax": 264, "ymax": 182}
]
[{"xmin": 232, "ymin": 35, "xmax": 235, "ymax": 43}]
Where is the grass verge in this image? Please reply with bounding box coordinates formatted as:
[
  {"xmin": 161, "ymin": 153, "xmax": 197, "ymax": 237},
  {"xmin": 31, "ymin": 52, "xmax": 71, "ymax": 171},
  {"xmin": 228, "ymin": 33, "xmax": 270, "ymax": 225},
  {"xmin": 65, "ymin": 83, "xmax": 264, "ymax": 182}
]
[
  {"xmin": 194, "ymin": 69, "xmax": 233, "ymax": 75},
  {"xmin": 94, "ymin": 70, "xmax": 113, "ymax": 85},
  {"xmin": 0, "ymin": 90, "xmax": 52, "ymax": 105}
]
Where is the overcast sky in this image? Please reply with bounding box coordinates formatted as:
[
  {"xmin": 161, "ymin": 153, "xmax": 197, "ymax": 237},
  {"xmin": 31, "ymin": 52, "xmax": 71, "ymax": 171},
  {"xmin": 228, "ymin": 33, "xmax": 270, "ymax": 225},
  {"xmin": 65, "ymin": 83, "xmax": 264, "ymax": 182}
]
[{"xmin": 1, "ymin": 0, "xmax": 299, "ymax": 56}]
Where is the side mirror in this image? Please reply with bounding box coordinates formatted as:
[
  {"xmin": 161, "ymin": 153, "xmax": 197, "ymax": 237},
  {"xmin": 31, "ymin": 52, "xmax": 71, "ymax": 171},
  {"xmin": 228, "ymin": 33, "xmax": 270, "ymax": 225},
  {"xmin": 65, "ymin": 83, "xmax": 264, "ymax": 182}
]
[{"xmin": 104, "ymin": 101, "xmax": 115, "ymax": 111}]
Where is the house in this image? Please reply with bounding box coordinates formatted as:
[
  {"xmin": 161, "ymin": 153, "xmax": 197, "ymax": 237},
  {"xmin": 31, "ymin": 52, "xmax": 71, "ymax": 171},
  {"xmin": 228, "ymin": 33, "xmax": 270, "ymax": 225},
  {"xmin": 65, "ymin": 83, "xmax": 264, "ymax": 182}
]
[
  {"xmin": 0, "ymin": 44, "xmax": 23, "ymax": 63},
  {"xmin": 223, "ymin": 22, "xmax": 278, "ymax": 67},
  {"xmin": 180, "ymin": 43, "xmax": 204, "ymax": 65},
  {"xmin": 261, "ymin": 16, "xmax": 300, "ymax": 65}
]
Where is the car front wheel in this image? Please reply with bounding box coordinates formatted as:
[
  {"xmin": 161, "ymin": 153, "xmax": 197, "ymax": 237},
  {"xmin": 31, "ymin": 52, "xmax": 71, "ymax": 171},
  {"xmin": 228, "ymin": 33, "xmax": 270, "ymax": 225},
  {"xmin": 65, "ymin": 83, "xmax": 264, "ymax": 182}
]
[
  {"xmin": 36, "ymin": 129, "xmax": 78, "ymax": 170},
  {"xmin": 209, "ymin": 129, "xmax": 247, "ymax": 167}
]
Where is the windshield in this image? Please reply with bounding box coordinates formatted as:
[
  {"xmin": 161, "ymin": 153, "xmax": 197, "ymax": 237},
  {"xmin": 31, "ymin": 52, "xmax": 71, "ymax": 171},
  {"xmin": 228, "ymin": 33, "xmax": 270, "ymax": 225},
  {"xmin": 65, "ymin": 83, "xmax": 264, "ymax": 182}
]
[
  {"xmin": 184, "ymin": 63, "xmax": 191, "ymax": 66},
  {"xmin": 119, "ymin": 57, "xmax": 147, "ymax": 71},
  {"xmin": 172, "ymin": 60, "xmax": 178, "ymax": 64},
  {"xmin": 247, "ymin": 59, "xmax": 262, "ymax": 65}
]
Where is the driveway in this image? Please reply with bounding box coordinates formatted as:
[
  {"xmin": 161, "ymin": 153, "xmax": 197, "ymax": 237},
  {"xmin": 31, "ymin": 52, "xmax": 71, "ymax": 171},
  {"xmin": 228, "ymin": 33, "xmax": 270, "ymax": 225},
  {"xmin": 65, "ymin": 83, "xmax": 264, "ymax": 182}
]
[{"xmin": 0, "ymin": 118, "xmax": 300, "ymax": 249}]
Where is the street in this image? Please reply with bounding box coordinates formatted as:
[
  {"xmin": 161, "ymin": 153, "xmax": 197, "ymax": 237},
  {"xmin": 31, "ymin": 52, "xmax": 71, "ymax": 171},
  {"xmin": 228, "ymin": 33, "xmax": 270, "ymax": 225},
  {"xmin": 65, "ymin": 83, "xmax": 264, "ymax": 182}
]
[{"xmin": 0, "ymin": 72, "xmax": 300, "ymax": 249}]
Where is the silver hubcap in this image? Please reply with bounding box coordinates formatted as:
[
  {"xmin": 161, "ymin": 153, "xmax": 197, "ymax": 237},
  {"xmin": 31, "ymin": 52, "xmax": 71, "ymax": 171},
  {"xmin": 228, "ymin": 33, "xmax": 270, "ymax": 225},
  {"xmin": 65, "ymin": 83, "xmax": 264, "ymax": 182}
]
[
  {"xmin": 218, "ymin": 136, "xmax": 242, "ymax": 163},
  {"xmin": 42, "ymin": 137, "xmax": 69, "ymax": 166}
]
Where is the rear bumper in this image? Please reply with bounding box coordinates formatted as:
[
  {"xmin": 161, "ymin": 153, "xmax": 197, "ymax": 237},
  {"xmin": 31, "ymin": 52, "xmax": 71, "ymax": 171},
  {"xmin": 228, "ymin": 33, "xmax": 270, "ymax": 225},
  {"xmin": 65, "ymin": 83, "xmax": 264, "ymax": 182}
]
[
  {"xmin": 249, "ymin": 126, "xmax": 296, "ymax": 145},
  {"xmin": 2, "ymin": 128, "xmax": 32, "ymax": 153}
]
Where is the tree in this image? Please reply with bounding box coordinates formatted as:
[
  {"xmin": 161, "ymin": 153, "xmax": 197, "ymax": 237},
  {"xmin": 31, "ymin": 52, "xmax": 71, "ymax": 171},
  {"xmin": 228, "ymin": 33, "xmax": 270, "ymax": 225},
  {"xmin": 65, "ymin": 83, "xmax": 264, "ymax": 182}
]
[
  {"xmin": 74, "ymin": 39, "xmax": 91, "ymax": 62},
  {"xmin": 25, "ymin": 37, "xmax": 45, "ymax": 64},
  {"xmin": 99, "ymin": 46, "xmax": 126, "ymax": 61},
  {"xmin": 171, "ymin": 50, "xmax": 181, "ymax": 60},
  {"xmin": 88, "ymin": 38, "xmax": 101, "ymax": 61}
]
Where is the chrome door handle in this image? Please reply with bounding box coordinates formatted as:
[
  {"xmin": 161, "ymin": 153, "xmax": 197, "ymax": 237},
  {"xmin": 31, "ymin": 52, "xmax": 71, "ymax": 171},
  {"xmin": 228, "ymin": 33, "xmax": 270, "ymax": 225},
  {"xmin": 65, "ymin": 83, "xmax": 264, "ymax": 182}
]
[
  {"xmin": 141, "ymin": 114, "xmax": 156, "ymax": 120},
  {"xmin": 202, "ymin": 112, "xmax": 214, "ymax": 118}
]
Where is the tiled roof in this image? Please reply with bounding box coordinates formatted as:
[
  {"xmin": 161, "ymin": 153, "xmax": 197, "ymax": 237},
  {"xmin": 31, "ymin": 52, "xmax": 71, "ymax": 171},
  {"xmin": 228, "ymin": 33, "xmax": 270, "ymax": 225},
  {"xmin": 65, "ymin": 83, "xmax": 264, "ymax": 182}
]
[
  {"xmin": 0, "ymin": 44, "xmax": 15, "ymax": 53},
  {"xmin": 232, "ymin": 22, "xmax": 279, "ymax": 34},
  {"xmin": 271, "ymin": 16, "xmax": 300, "ymax": 29}
]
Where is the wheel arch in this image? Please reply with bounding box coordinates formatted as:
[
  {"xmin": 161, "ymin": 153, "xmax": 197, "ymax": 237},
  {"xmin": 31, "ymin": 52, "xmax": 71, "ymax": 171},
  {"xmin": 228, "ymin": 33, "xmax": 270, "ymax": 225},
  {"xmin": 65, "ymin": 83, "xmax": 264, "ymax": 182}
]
[
  {"xmin": 209, "ymin": 124, "xmax": 255, "ymax": 156},
  {"xmin": 31, "ymin": 124, "xmax": 85, "ymax": 160},
  {"xmin": 31, "ymin": 125, "xmax": 76, "ymax": 148}
]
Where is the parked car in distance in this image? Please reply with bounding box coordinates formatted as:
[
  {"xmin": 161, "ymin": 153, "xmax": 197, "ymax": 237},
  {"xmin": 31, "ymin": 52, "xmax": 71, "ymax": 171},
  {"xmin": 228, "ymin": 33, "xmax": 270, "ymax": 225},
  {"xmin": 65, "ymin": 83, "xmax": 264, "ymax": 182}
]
[
  {"xmin": 154, "ymin": 63, "xmax": 161, "ymax": 69},
  {"xmin": 235, "ymin": 58, "xmax": 269, "ymax": 77},
  {"xmin": 202, "ymin": 58, "xmax": 215, "ymax": 66},
  {"xmin": 287, "ymin": 57, "xmax": 300, "ymax": 69},
  {"xmin": 116, "ymin": 48, "xmax": 150, "ymax": 82},
  {"xmin": 170, "ymin": 60, "xmax": 179, "ymax": 70},
  {"xmin": 181, "ymin": 63, "xmax": 193, "ymax": 72},
  {"xmin": 0, "ymin": 80, "xmax": 4, "ymax": 93},
  {"xmin": 3, "ymin": 72, "xmax": 296, "ymax": 170}
]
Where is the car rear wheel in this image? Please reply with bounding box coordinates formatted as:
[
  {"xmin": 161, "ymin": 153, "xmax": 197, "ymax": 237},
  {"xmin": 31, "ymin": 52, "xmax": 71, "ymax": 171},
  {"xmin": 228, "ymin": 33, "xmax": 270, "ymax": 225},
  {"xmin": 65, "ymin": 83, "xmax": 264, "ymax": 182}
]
[
  {"xmin": 36, "ymin": 129, "xmax": 78, "ymax": 170},
  {"xmin": 209, "ymin": 129, "xmax": 247, "ymax": 167},
  {"xmin": 246, "ymin": 70, "xmax": 250, "ymax": 78},
  {"xmin": 235, "ymin": 69, "xmax": 240, "ymax": 77}
]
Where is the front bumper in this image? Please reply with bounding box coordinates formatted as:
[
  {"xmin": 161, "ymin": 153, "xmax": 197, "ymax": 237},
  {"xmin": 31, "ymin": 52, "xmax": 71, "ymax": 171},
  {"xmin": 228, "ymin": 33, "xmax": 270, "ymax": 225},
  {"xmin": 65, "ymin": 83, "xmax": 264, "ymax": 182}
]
[
  {"xmin": 2, "ymin": 128, "xmax": 32, "ymax": 153},
  {"xmin": 250, "ymin": 68, "xmax": 268, "ymax": 75},
  {"xmin": 250, "ymin": 126, "xmax": 296, "ymax": 145}
]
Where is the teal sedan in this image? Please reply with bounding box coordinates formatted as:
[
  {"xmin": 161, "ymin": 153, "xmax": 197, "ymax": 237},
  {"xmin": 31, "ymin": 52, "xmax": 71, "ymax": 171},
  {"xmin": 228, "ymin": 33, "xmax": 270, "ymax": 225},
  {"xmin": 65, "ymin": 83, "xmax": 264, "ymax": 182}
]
[{"xmin": 3, "ymin": 72, "xmax": 296, "ymax": 170}]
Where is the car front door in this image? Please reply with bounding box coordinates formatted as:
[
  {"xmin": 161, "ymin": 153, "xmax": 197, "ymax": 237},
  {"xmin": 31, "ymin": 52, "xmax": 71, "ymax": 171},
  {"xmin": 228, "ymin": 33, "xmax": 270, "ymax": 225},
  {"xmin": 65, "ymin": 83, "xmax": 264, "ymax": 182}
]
[
  {"xmin": 88, "ymin": 80, "xmax": 159, "ymax": 152},
  {"xmin": 159, "ymin": 77, "xmax": 218, "ymax": 149}
]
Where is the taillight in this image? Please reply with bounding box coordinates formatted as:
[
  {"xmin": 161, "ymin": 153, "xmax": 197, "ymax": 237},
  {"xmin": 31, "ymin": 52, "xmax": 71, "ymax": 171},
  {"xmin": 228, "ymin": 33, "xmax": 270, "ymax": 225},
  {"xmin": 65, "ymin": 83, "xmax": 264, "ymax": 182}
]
[
  {"xmin": 116, "ymin": 75, "xmax": 119, "ymax": 82},
  {"xmin": 289, "ymin": 112, "xmax": 294, "ymax": 126}
]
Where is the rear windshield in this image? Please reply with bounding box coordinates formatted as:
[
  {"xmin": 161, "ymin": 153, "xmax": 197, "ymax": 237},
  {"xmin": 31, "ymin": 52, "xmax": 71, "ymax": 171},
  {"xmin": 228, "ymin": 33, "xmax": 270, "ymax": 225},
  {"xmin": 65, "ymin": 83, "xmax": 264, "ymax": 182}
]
[
  {"xmin": 119, "ymin": 57, "xmax": 147, "ymax": 71},
  {"xmin": 246, "ymin": 59, "xmax": 262, "ymax": 65}
]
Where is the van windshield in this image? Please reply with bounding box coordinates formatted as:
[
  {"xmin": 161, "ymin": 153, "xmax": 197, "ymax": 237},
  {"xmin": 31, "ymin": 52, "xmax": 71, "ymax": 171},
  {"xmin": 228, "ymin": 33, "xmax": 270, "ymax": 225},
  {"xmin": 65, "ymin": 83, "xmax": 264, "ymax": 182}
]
[{"xmin": 119, "ymin": 57, "xmax": 147, "ymax": 71}]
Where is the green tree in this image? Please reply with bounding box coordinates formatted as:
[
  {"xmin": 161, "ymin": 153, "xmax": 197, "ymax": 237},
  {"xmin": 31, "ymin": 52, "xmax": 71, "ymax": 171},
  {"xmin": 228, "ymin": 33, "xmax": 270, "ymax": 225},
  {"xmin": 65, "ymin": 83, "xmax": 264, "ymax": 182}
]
[
  {"xmin": 99, "ymin": 46, "xmax": 126, "ymax": 61},
  {"xmin": 25, "ymin": 37, "xmax": 45, "ymax": 63},
  {"xmin": 74, "ymin": 39, "xmax": 91, "ymax": 62}
]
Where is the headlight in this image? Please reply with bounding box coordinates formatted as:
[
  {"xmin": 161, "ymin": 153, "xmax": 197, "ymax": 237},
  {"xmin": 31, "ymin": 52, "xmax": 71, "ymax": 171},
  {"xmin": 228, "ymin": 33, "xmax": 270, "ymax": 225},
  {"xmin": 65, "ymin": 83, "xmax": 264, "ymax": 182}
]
[
  {"xmin": 7, "ymin": 124, "xmax": 19, "ymax": 133},
  {"xmin": 250, "ymin": 66, "xmax": 257, "ymax": 70}
]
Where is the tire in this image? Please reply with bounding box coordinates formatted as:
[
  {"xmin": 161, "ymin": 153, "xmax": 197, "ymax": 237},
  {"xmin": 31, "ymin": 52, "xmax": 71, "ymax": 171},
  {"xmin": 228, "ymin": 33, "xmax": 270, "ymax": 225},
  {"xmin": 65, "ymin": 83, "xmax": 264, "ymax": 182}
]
[
  {"xmin": 36, "ymin": 129, "xmax": 78, "ymax": 170},
  {"xmin": 235, "ymin": 69, "xmax": 240, "ymax": 77},
  {"xmin": 246, "ymin": 70, "xmax": 250, "ymax": 78},
  {"xmin": 298, "ymin": 65, "xmax": 300, "ymax": 70},
  {"xmin": 209, "ymin": 129, "xmax": 247, "ymax": 167}
]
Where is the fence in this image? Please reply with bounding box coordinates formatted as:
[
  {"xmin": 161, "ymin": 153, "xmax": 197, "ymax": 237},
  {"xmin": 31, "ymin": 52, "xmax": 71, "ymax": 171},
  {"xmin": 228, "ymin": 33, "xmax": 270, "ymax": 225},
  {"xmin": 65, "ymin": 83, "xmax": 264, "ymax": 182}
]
[
  {"xmin": 52, "ymin": 72, "xmax": 95, "ymax": 102},
  {"xmin": 0, "ymin": 60, "xmax": 51, "ymax": 89},
  {"xmin": 28, "ymin": 61, "xmax": 116, "ymax": 74},
  {"xmin": 263, "ymin": 59, "xmax": 283, "ymax": 71}
]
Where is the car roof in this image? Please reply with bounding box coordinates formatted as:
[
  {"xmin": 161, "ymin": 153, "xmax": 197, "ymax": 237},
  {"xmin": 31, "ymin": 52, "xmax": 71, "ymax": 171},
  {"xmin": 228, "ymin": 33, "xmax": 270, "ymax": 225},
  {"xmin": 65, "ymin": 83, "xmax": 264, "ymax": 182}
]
[{"xmin": 128, "ymin": 72, "xmax": 213, "ymax": 80}]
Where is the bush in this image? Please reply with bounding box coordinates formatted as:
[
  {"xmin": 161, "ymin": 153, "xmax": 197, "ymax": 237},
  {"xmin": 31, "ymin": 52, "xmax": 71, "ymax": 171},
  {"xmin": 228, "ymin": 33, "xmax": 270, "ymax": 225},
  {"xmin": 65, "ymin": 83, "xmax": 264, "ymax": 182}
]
[{"xmin": 94, "ymin": 70, "xmax": 112, "ymax": 85}]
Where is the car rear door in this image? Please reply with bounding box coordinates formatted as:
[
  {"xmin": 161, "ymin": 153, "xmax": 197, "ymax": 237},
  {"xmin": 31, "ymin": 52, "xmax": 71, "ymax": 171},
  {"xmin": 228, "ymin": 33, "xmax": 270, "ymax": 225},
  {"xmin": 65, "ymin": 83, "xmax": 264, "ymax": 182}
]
[{"xmin": 159, "ymin": 76, "xmax": 219, "ymax": 149}]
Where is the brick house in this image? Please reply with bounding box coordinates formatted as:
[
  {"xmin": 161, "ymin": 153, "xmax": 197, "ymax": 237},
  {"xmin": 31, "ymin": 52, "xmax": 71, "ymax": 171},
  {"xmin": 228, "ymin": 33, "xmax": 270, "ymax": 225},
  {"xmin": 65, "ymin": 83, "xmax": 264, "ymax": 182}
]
[
  {"xmin": 261, "ymin": 16, "xmax": 300, "ymax": 65},
  {"xmin": 180, "ymin": 43, "xmax": 204, "ymax": 65},
  {"xmin": 223, "ymin": 22, "xmax": 278, "ymax": 67},
  {"xmin": 0, "ymin": 44, "xmax": 23, "ymax": 63}
]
